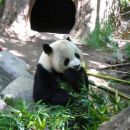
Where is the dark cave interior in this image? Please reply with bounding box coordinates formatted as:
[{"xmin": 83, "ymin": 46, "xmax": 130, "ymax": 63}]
[{"xmin": 30, "ymin": 0, "xmax": 76, "ymax": 34}]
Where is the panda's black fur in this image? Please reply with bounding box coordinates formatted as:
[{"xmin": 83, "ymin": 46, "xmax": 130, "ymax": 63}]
[{"xmin": 33, "ymin": 40, "xmax": 89, "ymax": 105}]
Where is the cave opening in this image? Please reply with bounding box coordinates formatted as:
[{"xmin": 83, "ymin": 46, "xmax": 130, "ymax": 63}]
[{"xmin": 30, "ymin": 0, "xmax": 76, "ymax": 34}]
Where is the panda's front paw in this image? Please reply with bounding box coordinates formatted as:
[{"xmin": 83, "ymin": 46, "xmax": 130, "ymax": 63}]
[{"xmin": 51, "ymin": 90, "xmax": 72, "ymax": 105}]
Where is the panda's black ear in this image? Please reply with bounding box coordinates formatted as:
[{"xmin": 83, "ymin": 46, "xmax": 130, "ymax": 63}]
[
  {"xmin": 43, "ymin": 44, "xmax": 52, "ymax": 54},
  {"xmin": 66, "ymin": 36, "xmax": 71, "ymax": 41}
]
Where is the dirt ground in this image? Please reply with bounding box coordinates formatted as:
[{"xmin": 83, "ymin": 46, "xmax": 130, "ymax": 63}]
[
  {"xmin": 0, "ymin": 34, "xmax": 50, "ymax": 73},
  {"xmin": 0, "ymin": 34, "xmax": 109, "ymax": 74}
]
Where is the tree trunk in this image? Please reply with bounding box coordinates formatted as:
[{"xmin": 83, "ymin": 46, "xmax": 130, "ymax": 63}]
[{"xmin": 70, "ymin": 0, "xmax": 120, "ymax": 43}]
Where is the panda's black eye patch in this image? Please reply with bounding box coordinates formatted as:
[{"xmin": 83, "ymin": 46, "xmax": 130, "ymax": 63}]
[
  {"xmin": 75, "ymin": 53, "xmax": 80, "ymax": 59},
  {"xmin": 64, "ymin": 58, "xmax": 70, "ymax": 66}
]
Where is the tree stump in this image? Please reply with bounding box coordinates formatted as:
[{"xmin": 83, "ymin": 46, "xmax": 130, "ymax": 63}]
[{"xmin": 0, "ymin": 0, "xmax": 120, "ymax": 42}]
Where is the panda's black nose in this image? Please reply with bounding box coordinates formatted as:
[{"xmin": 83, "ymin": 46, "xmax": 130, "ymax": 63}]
[{"xmin": 74, "ymin": 65, "xmax": 80, "ymax": 70}]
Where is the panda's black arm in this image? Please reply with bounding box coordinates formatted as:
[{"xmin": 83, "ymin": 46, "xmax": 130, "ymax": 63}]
[
  {"xmin": 62, "ymin": 67, "xmax": 89, "ymax": 92},
  {"xmin": 82, "ymin": 67, "xmax": 89, "ymax": 88}
]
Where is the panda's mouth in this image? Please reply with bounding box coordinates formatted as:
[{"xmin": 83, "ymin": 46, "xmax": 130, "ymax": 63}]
[
  {"xmin": 73, "ymin": 65, "xmax": 80, "ymax": 70},
  {"xmin": 69, "ymin": 65, "xmax": 81, "ymax": 71},
  {"xmin": 65, "ymin": 67, "xmax": 81, "ymax": 73}
]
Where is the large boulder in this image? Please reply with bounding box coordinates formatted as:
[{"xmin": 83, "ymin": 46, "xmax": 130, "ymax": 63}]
[
  {"xmin": 1, "ymin": 76, "xmax": 34, "ymax": 102},
  {"xmin": 0, "ymin": 50, "xmax": 31, "ymax": 78}
]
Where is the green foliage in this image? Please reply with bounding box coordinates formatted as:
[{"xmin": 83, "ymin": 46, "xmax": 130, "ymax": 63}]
[
  {"xmin": 0, "ymin": 0, "xmax": 4, "ymax": 5},
  {"xmin": 86, "ymin": 20, "xmax": 116, "ymax": 49},
  {"xmin": 87, "ymin": 22, "xmax": 103, "ymax": 48},
  {"xmin": 0, "ymin": 100, "xmax": 46, "ymax": 130},
  {"xmin": 0, "ymin": 86, "xmax": 129, "ymax": 130},
  {"xmin": 124, "ymin": 42, "xmax": 130, "ymax": 59},
  {"xmin": 120, "ymin": 0, "xmax": 130, "ymax": 9}
]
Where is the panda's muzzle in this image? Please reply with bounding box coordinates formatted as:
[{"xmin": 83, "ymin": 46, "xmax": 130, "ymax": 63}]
[{"xmin": 69, "ymin": 58, "xmax": 81, "ymax": 70}]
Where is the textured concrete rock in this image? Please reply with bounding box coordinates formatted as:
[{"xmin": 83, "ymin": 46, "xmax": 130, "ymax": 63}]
[
  {"xmin": 0, "ymin": 66, "xmax": 14, "ymax": 92},
  {"xmin": 99, "ymin": 106, "xmax": 130, "ymax": 130},
  {"xmin": 0, "ymin": 99, "xmax": 7, "ymax": 111},
  {"xmin": 0, "ymin": 50, "xmax": 30, "ymax": 78},
  {"xmin": 1, "ymin": 76, "xmax": 34, "ymax": 102}
]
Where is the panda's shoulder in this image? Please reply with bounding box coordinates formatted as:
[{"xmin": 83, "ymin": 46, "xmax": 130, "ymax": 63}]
[{"xmin": 35, "ymin": 64, "xmax": 52, "ymax": 77}]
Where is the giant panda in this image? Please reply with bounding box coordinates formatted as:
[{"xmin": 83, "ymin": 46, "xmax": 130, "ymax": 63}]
[{"xmin": 33, "ymin": 39, "xmax": 89, "ymax": 105}]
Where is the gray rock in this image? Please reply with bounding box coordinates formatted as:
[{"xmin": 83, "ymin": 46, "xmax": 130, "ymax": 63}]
[
  {"xmin": 0, "ymin": 66, "xmax": 14, "ymax": 92},
  {"xmin": 0, "ymin": 50, "xmax": 30, "ymax": 78},
  {"xmin": 1, "ymin": 76, "xmax": 34, "ymax": 102},
  {"xmin": 99, "ymin": 106, "xmax": 130, "ymax": 130}
]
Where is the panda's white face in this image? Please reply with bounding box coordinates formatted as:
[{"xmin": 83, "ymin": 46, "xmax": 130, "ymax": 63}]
[{"xmin": 39, "ymin": 40, "xmax": 83, "ymax": 73}]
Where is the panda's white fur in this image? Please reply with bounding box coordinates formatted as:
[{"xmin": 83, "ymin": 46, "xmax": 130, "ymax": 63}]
[
  {"xmin": 33, "ymin": 39, "xmax": 89, "ymax": 105},
  {"xmin": 39, "ymin": 40, "xmax": 83, "ymax": 73},
  {"xmin": 38, "ymin": 51, "xmax": 52, "ymax": 72}
]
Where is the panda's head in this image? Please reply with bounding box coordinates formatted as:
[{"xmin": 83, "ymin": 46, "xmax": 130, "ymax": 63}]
[{"xmin": 39, "ymin": 40, "xmax": 83, "ymax": 73}]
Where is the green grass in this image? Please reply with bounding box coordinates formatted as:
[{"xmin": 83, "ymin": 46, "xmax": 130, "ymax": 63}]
[
  {"xmin": 120, "ymin": 0, "xmax": 130, "ymax": 10},
  {"xmin": 86, "ymin": 20, "xmax": 118, "ymax": 50},
  {"xmin": 124, "ymin": 42, "xmax": 130, "ymax": 59},
  {"xmin": 0, "ymin": 0, "xmax": 4, "ymax": 5},
  {"xmin": 0, "ymin": 85, "xmax": 129, "ymax": 130}
]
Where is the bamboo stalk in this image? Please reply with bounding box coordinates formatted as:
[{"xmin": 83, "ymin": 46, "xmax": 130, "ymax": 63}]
[
  {"xmin": 99, "ymin": 63, "xmax": 130, "ymax": 69},
  {"xmin": 109, "ymin": 69, "xmax": 130, "ymax": 75},
  {"xmin": 90, "ymin": 81, "xmax": 130, "ymax": 99},
  {"xmin": 87, "ymin": 71, "xmax": 130, "ymax": 85}
]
